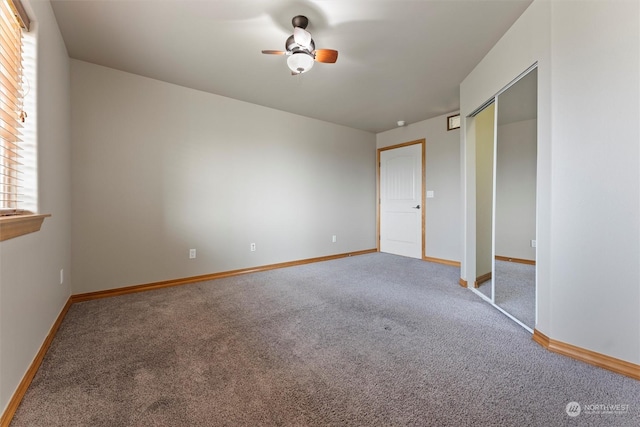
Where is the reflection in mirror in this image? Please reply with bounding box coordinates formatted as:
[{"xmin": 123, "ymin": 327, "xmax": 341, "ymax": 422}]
[
  {"xmin": 494, "ymin": 68, "xmax": 537, "ymax": 329},
  {"xmin": 474, "ymin": 103, "xmax": 495, "ymax": 300}
]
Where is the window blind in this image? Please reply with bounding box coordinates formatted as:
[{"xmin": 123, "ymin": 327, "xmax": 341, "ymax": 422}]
[{"xmin": 0, "ymin": 0, "xmax": 28, "ymax": 214}]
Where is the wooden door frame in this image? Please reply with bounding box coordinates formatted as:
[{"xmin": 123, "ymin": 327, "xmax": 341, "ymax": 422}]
[{"xmin": 377, "ymin": 139, "xmax": 426, "ymax": 259}]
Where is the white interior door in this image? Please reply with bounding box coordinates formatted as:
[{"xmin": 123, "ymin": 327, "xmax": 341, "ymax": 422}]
[{"xmin": 380, "ymin": 143, "xmax": 423, "ymax": 259}]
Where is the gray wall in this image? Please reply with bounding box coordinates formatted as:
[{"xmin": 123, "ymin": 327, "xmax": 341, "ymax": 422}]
[
  {"xmin": 376, "ymin": 113, "xmax": 461, "ymax": 263},
  {"xmin": 70, "ymin": 60, "xmax": 377, "ymax": 294},
  {"xmin": 474, "ymin": 104, "xmax": 494, "ymax": 279},
  {"xmin": 0, "ymin": 0, "xmax": 71, "ymax": 415},
  {"xmin": 495, "ymin": 119, "xmax": 536, "ymax": 260}
]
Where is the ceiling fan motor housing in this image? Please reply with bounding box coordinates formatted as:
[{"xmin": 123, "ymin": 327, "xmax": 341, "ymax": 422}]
[
  {"xmin": 285, "ymin": 35, "xmax": 314, "ymax": 53},
  {"xmin": 292, "ymin": 15, "xmax": 309, "ymax": 29}
]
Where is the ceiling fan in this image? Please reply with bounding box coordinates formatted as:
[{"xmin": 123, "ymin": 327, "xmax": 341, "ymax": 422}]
[{"xmin": 262, "ymin": 15, "xmax": 338, "ymax": 75}]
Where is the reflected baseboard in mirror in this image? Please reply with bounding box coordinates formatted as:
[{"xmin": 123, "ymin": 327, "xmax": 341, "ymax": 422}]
[
  {"xmin": 475, "ymin": 273, "xmax": 492, "ymax": 299},
  {"xmin": 495, "ymin": 255, "xmax": 535, "ymax": 265},
  {"xmin": 494, "ymin": 260, "xmax": 535, "ymax": 329}
]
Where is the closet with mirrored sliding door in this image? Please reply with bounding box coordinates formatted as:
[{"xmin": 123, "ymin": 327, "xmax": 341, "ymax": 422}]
[{"xmin": 467, "ymin": 65, "xmax": 538, "ymax": 331}]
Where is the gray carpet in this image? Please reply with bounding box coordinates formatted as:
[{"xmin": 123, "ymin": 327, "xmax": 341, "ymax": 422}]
[
  {"xmin": 494, "ymin": 260, "xmax": 536, "ymax": 329},
  {"xmin": 476, "ymin": 277, "xmax": 492, "ymax": 299},
  {"xmin": 475, "ymin": 260, "xmax": 536, "ymax": 330},
  {"xmin": 10, "ymin": 253, "xmax": 640, "ymax": 426}
]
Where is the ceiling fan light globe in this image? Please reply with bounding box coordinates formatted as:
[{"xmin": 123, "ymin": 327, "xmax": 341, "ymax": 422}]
[{"xmin": 287, "ymin": 52, "xmax": 314, "ymax": 74}]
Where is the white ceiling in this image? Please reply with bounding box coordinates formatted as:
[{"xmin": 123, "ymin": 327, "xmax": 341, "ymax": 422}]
[{"xmin": 50, "ymin": 0, "xmax": 532, "ymax": 133}]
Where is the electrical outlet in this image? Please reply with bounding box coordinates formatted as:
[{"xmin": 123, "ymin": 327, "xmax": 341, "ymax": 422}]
[
  {"xmin": 250, "ymin": 243, "xmax": 256, "ymax": 252},
  {"xmin": 332, "ymin": 235, "xmax": 337, "ymax": 243},
  {"xmin": 531, "ymin": 240, "xmax": 536, "ymax": 248},
  {"xmin": 59, "ymin": 269, "xmax": 64, "ymax": 285},
  {"xmin": 189, "ymin": 248, "xmax": 196, "ymax": 259}
]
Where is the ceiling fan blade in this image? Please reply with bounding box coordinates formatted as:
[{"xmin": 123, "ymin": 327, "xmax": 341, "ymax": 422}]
[
  {"xmin": 314, "ymin": 49, "xmax": 338, "ymax": 63},
  {"xmin": 262, "ymin": 50, "xmax": 287, "ymax": 55}
]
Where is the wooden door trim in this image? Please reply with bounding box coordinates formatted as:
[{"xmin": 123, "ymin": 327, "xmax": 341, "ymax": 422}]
[{"xmin": 377, "ymin": 139, "xmax": 426, "ymax": 258}]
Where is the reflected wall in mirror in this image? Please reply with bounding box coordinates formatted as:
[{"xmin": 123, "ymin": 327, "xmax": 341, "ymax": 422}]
[
  {"xmin": 494, "ymin": 67, "xmax": 537, "ymax": 329},
  {"xmin": 474, "ymin": 103, "xmax": 495, "ymax": 300}
]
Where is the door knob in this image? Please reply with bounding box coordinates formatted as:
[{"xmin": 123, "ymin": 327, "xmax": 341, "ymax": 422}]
[{"xmin": 412, "ymin": 205, "xmax": 421, "ymax": 209}]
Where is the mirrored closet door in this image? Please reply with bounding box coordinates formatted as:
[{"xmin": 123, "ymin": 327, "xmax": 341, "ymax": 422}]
[
  {"xmin": 494, "ymin": 68, "xmax": 537, "ymax": 329},
  {"xmin": 470, "ymin": 66, "xmax": 538, "ymax": 331}
]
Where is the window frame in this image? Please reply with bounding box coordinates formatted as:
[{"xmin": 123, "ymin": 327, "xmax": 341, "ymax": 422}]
[{"xmin": 0, "ymin": 0, "xmax": 48, "ymax": 241}]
